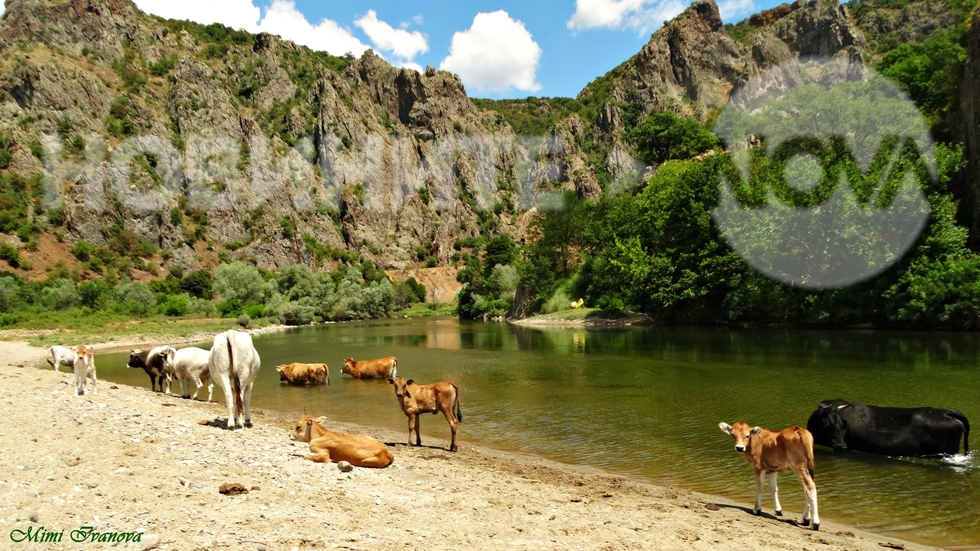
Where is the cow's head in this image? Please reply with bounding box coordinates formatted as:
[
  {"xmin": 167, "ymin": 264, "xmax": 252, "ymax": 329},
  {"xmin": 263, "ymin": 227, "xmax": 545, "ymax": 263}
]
[
  {"xmin": 127, "ymin": 349, "xmax": 143, "ymax": 368},
  {"xmin": 276, "ymin": 365, "xmax": 287, "ymax": 381},
  {"xmin": 341, "ymin": 358, "xmax": 354, "ymax": 375},
  {"xmin": 719, "ymin": 421, "xmax": 761, "ymax": 453},
  {"xmin": 388, "ymin": 377, "xmax": 413, "ymax": 399},
  {"xmin": 290, "ymin": 415, "xmax": 316, "ymax": 442},
  {"xmin": 806, "ymin": 402, "xmax": 849, "ymax": 451},
  {"xmin": 161, "ymin": 347, "xmax": 176, "ymax": 368}
]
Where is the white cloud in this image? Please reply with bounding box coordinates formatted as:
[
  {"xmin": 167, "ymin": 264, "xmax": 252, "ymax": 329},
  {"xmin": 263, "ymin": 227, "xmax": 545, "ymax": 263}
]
[
  {"xmin": 134, "ymin": 0, "xmax": 261, "ymax": 32},
  {"xmin": 440, "ymin": 11, "xmax": 542, "ymax": 94},
  {"xmin": 718, "ymin": 0, "xmax": 755, "ymax": 20},
  {"xmin": 134, "ymin": 0, "xmax": 370, "ymax": 58},
  {"xmin": 257, "ymin": 0, "xmax": 369, "ymax": 57},
  {"xmin": 354, "ymin": 9, "xmax": 428, "ymax": 60},
  {"xmin": 567, "ymin": 0, "xmax": 686, "ymax": 33}
]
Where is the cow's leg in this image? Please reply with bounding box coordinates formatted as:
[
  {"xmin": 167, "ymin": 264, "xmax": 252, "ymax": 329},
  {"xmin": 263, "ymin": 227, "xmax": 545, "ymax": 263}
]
[
  {"xmin": 243, "ymin": 382, "xmax": 254, "ymax": 428},
  {"xmin": 752, "ymin": 469, "xmax": 763, "ymax": 515},
  {"xmin": 206, "ymin": 382, "xmax": 214, "ymax": 403},
  {"xmin": 794, "ymin": 468, "xmax": 819, "ymax": 530},
  {"xmin": 217, "ymin": 376, "xmax": 236, "ymax": 430},
  {"xmin": 74, "ymin": 367, "xmax": 83, "ymax": 396},
  {"xmin": 88, "ymin": 367, "xmax": 97, "ymax": 395},
  {"xmin": 443, "ymin": 408, "xmax": 459, "ymax": 452},
  {"xmin": 305, "ymin": 440, "xmax": 331, "ymax": 463},
  {"xmin": 408, "ymin": 413, "xmax": 419, "ymax": 447},
  {"xmin": 768, "ymin": 472, "xmax": 782, "ymax": 516},
  {"xmin": 190, "ymin": 378, "xmax": 201, "ymax": 400}
]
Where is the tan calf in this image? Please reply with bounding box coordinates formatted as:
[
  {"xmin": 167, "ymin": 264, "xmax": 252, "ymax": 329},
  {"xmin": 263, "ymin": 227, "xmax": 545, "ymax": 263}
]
[
  {"xmin": 388, "ymin": 376, "xmax": 461, "ymax": 452},
  {"xmin": 289, "ymin": 415, "xmax": 393, "ymax": 468},
  {"xmin": 341, "ymin": 357, "xmax": 397, "ymax": 379},
  {"xmin": 719, "ymin": 421, "xmax": 820, "ymax": 530},
  {"xmin": 276, "ymin": 363, "xmax": 330, "ymax": 385},
  {"xmin": 73, "ymin": 345, "xmax": 97, "ymax": 396}
]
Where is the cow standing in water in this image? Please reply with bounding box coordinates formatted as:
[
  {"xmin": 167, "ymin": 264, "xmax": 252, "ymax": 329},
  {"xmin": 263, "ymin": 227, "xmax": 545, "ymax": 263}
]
[
  {"xmin": 208, "ymin": 330, "xmax": 260, "ymax": 430},
  {"xmin": 719, "ymin": 421, "xmax": 820, "ymax": 531},
  {"xmin": 342, "ymin": 357, "xmax": 397, "ymax": 379},
  {"xmin": 806, "ymin": 399, "xmax": 969, "ymax": 457}
]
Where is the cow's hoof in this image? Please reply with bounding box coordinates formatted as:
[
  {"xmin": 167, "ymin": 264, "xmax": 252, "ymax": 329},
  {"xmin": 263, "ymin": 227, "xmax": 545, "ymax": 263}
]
[
  {"xmin": 775, "ymin": 510, "xmax": 783, "ymax": 517},
  {"xmin": 752, "ymin": 509, "xmax": 761, "ymax": 516},
  {"xmin": 244, "ymin": 421, "xmax": 253, "ymax": 429},
  {"xmin": 811, "ymin": 523, "xmax": 820, "ymax": 531},
  {"xmin": 802, "ymin": 519, "xmax": 810, "ymax": 527}
]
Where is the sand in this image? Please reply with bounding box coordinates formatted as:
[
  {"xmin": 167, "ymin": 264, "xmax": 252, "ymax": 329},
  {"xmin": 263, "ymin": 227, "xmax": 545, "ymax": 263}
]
[{"xmin": 0, "ymin": 340, "xmax": 936, "ymax": 551}]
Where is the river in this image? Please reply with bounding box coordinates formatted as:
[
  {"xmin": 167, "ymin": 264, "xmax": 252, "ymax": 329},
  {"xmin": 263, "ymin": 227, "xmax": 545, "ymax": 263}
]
[{"xmin": 95, "ymin": 317, "xmax": 980, "ymax": 548}]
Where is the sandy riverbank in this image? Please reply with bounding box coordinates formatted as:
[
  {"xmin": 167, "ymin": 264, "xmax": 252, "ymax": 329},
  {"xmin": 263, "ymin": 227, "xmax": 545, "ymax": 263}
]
[
  {"xmin": 0, "ymin": 340, "xmax": 935, "ymax": 551},
  {"xmin": 508, "ymin": 309, "xmax": 655, "ymax": 328}
]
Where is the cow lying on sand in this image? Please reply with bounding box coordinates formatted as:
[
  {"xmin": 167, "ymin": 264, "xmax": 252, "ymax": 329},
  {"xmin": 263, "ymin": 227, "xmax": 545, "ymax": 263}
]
[
  {"xmin": 48, "ymin": 345, "xmax": 77, "ymax": 372},
  {"xmin": 289, "ymin": 415, "xmax": 393, "ymax": 468},
  {"xmin": 807, "ymin": 399, "xmax": 969, "ymax": 457},
  {"xmin": 128, "ymin": 346, "xmax": 171, "ymax": 392},
  {"xmin": 163, "ymin": 346, "xmax": 213, "ymax": 401},
  {"xmin": 719, "ymin": 421, "xmax": 820, "ymax": 531},
  {"xmin": 342, "ymin": 357, "xmax": 397, "ymax": 379},
  {"xmin": 276, "ymin": 363, "xmax": 329, "ymax": 385},
  {"xmin": 209, "ymin": 330, "xmax": 260, "ymax": 430},
  {"xmin": 73, "ymin": 345, "xmax": 97, "ymax": 396},
  {"xmin": 388, "ymin": 376, "xmax": 461, "ymax": 452}
]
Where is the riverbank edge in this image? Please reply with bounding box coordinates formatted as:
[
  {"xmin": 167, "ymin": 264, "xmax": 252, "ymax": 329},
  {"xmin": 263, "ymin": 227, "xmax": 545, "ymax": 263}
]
[
  {"xmin": 508, "ymin": 309, "xmax": 655, "ymax": 327},
  {"xmin": 0, "ymin": 339, "xmax": 941, "ymax": 551}
]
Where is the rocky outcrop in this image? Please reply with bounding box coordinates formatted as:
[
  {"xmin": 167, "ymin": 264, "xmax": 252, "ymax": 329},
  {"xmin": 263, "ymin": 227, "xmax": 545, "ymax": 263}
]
[
  {"xmin": 579, "ymin": 0, "xmax": 868, "ymax": 181},
  {"xmin": 0, "ymin": 0, "xmax": 583, "ymax": 273}
]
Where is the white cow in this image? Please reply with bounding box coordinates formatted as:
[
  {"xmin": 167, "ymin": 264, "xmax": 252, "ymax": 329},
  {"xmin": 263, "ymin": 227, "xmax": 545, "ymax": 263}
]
[
  {"xmin": 208, "ymin": 330, "xmax": 260, "ymax": 430},
  {"xmin": 73, "ymin": 345, "xmax": 97, "ymax": 396},
  {"xmin": 163, "ymin": 346, "xmax": 213, "ymax": 401},
  {"xmin": 48, "ymin": 345, "xmax": 77, "ymax": 372}
]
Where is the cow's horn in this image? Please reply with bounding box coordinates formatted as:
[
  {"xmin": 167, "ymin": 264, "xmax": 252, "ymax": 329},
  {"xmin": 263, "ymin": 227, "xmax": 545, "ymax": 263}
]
[{"xmin": 837, "ymin": 404, "xmax": 849, "ymax": 410}]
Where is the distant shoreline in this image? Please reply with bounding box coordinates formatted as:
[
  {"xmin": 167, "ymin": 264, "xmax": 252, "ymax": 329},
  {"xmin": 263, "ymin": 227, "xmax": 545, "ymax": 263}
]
[{"xmin": 508, "ymin": 308, "xmax": 655, "ymax": 327}]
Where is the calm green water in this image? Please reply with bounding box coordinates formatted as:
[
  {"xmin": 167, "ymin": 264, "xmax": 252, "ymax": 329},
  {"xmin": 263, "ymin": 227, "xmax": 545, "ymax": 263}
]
[{"xmin": 96, "ymin": 318, "xmax": 979, "ymax": 547}]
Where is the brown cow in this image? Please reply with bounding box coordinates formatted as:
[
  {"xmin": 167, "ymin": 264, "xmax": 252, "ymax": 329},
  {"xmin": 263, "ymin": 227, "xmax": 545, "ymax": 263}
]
[
  {"xmin": 289, "ymin": 415, "xmax": 393, "ymax": 468},
  {"xmin": 276, "ymin": 363, "xmax": 330, "ymax": 385},
  {"xmin": 387, "ymin": 376, "xmax": 461, "ymax": 452},
  {"xmin": 341, "ymin": 357, "xmax": 397, "ymax": 379},
  {"xmin": 719, "ymin": 421, "xmax": 820, "ymax": 530}
]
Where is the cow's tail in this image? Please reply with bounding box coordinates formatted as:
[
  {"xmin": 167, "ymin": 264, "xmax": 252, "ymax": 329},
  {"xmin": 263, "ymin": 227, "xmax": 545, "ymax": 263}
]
[
  {"xmin": 227, "ymin": 332, "xmax": 244, "ymax": 423},
  {"xmin": 798, "ymin": 427, "xmax": 815, "ymax": 479},
  {"xmin": 453, "ymin": 383, "xmax": 462, "ymax": 423},
  {"xmin": 949, "ymin": 410, "xmax": 970, "ymax": 453}
]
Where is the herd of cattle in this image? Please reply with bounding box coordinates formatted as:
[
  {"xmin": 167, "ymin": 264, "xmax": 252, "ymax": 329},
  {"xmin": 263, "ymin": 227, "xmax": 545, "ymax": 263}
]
[
  {"xmin": 47, "ymin": 334, "xmax": 970, "ymax": 533},
  {"xmin": 47, "ymin": 331, "xmax": 462, "ymax": 461}
]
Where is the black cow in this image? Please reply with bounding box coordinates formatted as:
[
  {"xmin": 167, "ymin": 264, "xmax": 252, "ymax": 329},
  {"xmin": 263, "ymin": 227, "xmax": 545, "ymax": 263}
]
[
  {"xmin": 128, "ymin": 346, "xmax": 171, "ymax": 392},
  {"xmin": 806, "ymin": 399, "xmax": 969, "ymax": 457}
]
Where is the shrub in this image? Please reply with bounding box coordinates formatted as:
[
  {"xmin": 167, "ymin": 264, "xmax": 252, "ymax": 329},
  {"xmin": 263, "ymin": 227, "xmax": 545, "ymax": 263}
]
[
  {"xmin": 159, "ymin": 293, "xmax": 188, "ymax": 316},
  {"xmin": 236, "ymin": 313, "xmax": 250, "ymax": 328},
  {"xmin": 0, "ymin": 243, "xmax": 21, "ymax": 268},
  {"xmin": 73, "ymin": 240, "xmax": 95, "ymax": 261},
  {"xmin": 180, "ymin": 269, "xmax": 213, "ymax": 299},
  {"xmin": 42, "ymin": 278, "xmax": 79, "ymax": 310},
  {"xmin": 214, "ymin": 261, "xmax": 265, "ymax": 303},
  {"xmin": 115, "ymin": 280, "xmax": 156, "ymax": 317}
]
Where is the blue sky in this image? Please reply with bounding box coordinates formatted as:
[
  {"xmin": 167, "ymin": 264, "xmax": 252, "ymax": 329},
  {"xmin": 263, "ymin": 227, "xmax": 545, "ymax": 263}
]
[{"xmin": 129, "ymin": 0, "xmax": 788, "ymax": 99}]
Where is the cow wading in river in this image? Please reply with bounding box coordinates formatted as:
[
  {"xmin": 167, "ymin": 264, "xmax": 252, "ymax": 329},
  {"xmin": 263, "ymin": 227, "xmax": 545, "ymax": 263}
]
[
  {"xmin": 209, "ymin": 330, "xmax": 261, "ymax": 430},
  {"xmin": 342, "ymin": 357, "xmax": 397, "ymax": 379},
  {"xmin": 807, "ymin": 399, "xmax": 970, "ymax": 457}
]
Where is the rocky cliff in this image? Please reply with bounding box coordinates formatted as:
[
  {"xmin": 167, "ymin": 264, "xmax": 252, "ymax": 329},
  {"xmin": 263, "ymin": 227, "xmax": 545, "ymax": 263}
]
[{"xmin": 0, "ymin": 0, "xmax": 590, "ymax": 275}]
